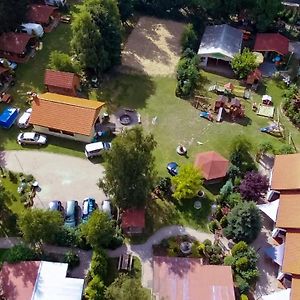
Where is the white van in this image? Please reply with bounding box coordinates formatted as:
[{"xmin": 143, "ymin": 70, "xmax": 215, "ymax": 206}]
[
  {"xmin": 45, "ymin": 0, "xmax": 67, "ymax": 7},
  {"xmin": 85, "ymin": 141, "xmax": 111, "ymax": 158},
  {"xmin": 20, "ymin": 23, "xmax": 44, "ymax": 38},
  {"xmin": 18, "ymin": 108, "xmax": 32, "ymax": 128}
]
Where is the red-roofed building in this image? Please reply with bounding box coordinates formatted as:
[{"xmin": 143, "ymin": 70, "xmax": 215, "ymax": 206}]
[
  {"xmin": 0, "ymin": 33, "xmax": 38, "ymax": 63},
  {"xmin": 247, "ymin": 68, "xmax": 262, "ymax": 85},
  {"xmin": 153, "ymin": 256, "xmax": 235, "ymax": 300},
  {"xmin": 0, "ymin": 261, "xmax": 40, "ymax": 300},
  {"xmin": 194, "ymin": 151, "xmax": 229, "ymax": 181},
  {"xmin": 254, "ymin": 33, "xmax": 289, "ymax": 56},
  {"xmin": 121, "ymin": 209, "xmax": 145, "ymax": 235},
  {"xmin": 44, "ymin": 69, "xmax": 81, "ymax": 96},
  {"xmin": 26, "ymin": 5, "xmax": 60, "ymax": 32}
]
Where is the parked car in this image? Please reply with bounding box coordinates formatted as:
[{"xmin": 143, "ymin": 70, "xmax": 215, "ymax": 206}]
[
  {"xmin": 19, "ymin": 23, "xmax": 44, "ymax": 38},
  {"xmin": 49, "ymin": 200, "xmax": 63, "ymax": 212},
  {"xmin": 266, "ymin": 190, "xmax": 280, "ymax": 202},
  {"xmin": 64, "ymin": 200, "xmax": 78, "ymax": 227},
  {"xmin": 167, "ymin": 162, "xmax": 179, "ymax": 176},
  {"xmin": 82, "ymin": 198, "xmax": 96, "ymax": 223},
  {"xmin": 0, "ymin": 58, "xmax": 17, "ymax": 70},
  {"xmin": 17, "ymin": 108, "xmax": 32, "ymax": 128},
  {"xmin": 17, "ymin": 132, "xmax": 47, "ymax": 146},
  {"xmin": 85, "ymin": 141, "xmax": 111, "ymax": 158},
  {"xmin": 101, "ymin": 199, "xmax": 112, "ymax": 219}
]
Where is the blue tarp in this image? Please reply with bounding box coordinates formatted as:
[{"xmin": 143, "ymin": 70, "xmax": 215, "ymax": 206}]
[{"xmin": 0, "ymin": 107, "xmax": 19, "ymax": 129}]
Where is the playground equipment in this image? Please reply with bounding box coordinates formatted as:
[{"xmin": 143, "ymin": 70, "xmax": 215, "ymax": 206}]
[
  {"xmin": 260, "ymin": 122, "xmax": 283, "ymax": 137},
  {"xmin": 200, "ymin": 111, "xmax": 213, "ymax": 122},
  {"xmin": 214, "ymin": 95, "xmax": 245, "ymax": 119}
]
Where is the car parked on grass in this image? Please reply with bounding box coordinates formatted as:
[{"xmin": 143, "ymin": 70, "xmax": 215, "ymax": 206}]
[
  {"xmin": 17, "ymin": 132, "xmax": 47, "ymax": 146},
  {"xmin": 84, "ymin": 141, "xmax": 111, "ymax": 158},
  {"xmin": 101, "ymin": 199, "xmax": 112, "ymax": 219},
  {"xmin": 64, "ymin": 200, "xmax": 78, "ymax": 228},
  {"xmin": 17, "ymin": 108, "xmax": 32, "ymax": 128},
  {"xmin": 82, "ymin": 197, "xmax": 96, "ymax": 223},
  {"xmin": 49, "ymin": 200, "xmax": 63, "ymax": 212},
  {"xmin": 167, "ymin": 162, "xmax": 179, "ymax": 176},
  {"xmin": 0, "ymin": 58, "xmax": 17, "ymax": 70}
]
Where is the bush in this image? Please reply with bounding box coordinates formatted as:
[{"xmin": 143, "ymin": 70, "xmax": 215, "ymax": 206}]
[
  {"xmin": 64, "ymin": 251, "xmax": 80, "ymax": 269},
  {"xmin": 90, "ymin": 250, "xmax": 108, "ymax": 279},
  {"xmin": 220, "ymin": 179, "xmax": 234, "ymax": 200},
  {"xmin": 220, "ymin": 216, "xmax": 228, "ymax": 228},
  {"xmin": 209, "ymin": 253, "xmax": 223, "ymax": 265},
  {"xmin": 227, "ymin": 193, "xmax": 242, "ymax": 208},
  {"xmin": 208, "ymin": 220, "xmax": 220, "ymax": 233},
  {"xmin": 54, "ymin": 227, "xmax": 77, "ymax": 247},
  {"xmin": 236, "ymin": 275, "xmax": 250, "ymax": 294},
  {"xmin": 48, "ymin": 50, "xmax": 79, "ymax": 73},
  {"xmin": 108, "ymin": 235, "xmax": 124, "ymax": 250},
  {"xmin": 85, "ymin": 275, "xmax": 106, "ymax": 300},
  {"xmin": 224, "ymin": 255, "xmax": 235, "ymax": 266},
  {"xmin": 240, "ymin": 295, "xmax": 248, "ymax": 300},
  {"xmin": 8, "ymin": 171, "xmax": 18, "ymax": 183},
  {"xmin": 3, "ymin": 244, "xmax": 38, "ymax": 263},
  {"xmin": 203, "ymin": 239, "xmax": 212, "ymax": 246},
  {"xmin": 181, "ymin": 24, "xmax": 198, "ymax": 52}
]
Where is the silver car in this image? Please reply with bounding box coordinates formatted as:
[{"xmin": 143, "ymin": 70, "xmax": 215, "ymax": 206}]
[{"xmin": 17, "ymin": 132, "xmax": 47, "ymax": 146}]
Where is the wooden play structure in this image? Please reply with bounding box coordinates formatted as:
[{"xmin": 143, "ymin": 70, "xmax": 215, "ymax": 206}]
[{"xmin": 214, "ymin": 95, "xmax": 245, "ymax": 120}]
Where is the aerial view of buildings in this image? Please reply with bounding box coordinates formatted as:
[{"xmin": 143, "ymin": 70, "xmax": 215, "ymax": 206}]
[{"xmin": 0, "ymin": 0, "xmax": 300, "ymax": 299}]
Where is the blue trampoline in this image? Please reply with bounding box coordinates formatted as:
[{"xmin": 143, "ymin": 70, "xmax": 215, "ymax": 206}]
[{"xmin": 0, "ymin": 107, "xmax": 19, "ymax": 129}]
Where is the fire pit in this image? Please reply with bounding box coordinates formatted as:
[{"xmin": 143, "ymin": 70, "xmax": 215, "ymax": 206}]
[
  {"xmin": 119, "ymin": 114, "xmax": 132, "ymax": 125},
  {"xmin": 180, "ymin": 241, "xmax": 192, "ymax": 255}
]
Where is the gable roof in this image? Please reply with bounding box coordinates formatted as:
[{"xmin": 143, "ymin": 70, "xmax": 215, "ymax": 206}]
[
  {"xmin": 44, "ymin": 69, "xmax": 79, "ymax": 90},
  {"xmin": 194, "ymin": 151, "xmax": 229, "ymax": 180},
  {"xmin": 153, "ymin": 256, "xmax": 235, "ymax": 300},
  {"xmin": 291, "ymin": 277, "xmax": 300, "ymax": 300},
  {"xmin": 121, "ymin": 209, "xmax": 145, "ymax": 229},
  {"xmin": 0, "ymin": 261, "xmax": 41, "ymax": 300},
  {"xmin": 0, "ymin": 33, "xmax": 33, "ymax": 54},
  {"xmin": 26, "ymin": 5, "xmax": 57, "ymax": 24},
  {"xmin": 276, "ymin": 193, "xmax": 300, "ymax": 229},
  {"xmin": 29, "ymin": 93, "xmax": 105, "ymax": 136},
  {"xmin": 271, "ymin": 154, "xmax": 300, "ymax": 191},
  {"xmin": 282, "ymin": 231, "xmax": 300, "ymax": 274},
  {"xmin": 254, "ymin": 33, "xmax": 289, "ymax": 55},
  {"xmin": 197, "ymin": 24, "xmax": 243, "ymax": 60}
]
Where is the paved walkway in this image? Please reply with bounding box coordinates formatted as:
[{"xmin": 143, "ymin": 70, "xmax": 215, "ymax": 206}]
[
  {"xmin": 0, "ymin": 151, "xmax": 106, "ymax": 208},
  {"xmin": 107, "ymin": 225, "xmax": 214, "ymax": 289}
]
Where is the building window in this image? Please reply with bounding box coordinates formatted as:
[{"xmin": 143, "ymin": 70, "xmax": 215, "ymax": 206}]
[
  {"xmin": 48, "ymin": 127, "xmax": 60, "ymax": 133},
  {"xmin": 61, "ymin": 130, "xmax": 74, "ymax": 136}
]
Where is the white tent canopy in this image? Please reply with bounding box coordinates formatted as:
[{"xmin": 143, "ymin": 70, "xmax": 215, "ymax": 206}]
[
  {"xmin": 257, "ymin": 199, "xmax": 280, "ymax": 222},
  {"xmin": 262, "ymin": 288, "xmax": 291, "ymax": 300}
]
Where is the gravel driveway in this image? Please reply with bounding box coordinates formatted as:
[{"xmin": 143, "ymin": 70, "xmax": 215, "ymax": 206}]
[{"xmin": 0, "ymin": 151, "xmax": 106, "ymax": 208}]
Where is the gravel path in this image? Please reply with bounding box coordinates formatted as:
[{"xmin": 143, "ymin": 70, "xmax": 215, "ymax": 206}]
[
  {"xmin": 0, "ymin": 150, "xmax": 106, "ymax": 208},
  {"xmin": 107, "ymin": 225, "xmax": 214, "ymax": 289}
]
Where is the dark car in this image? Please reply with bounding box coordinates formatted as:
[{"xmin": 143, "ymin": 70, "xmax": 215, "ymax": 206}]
[
  {"xmin": 82, "ymin": 198, "xmax": 96, "ymax": 223},
  {"xmin": 167, "ymin": 162, "xmax": 179, "ymax": 176},
  {"xmin": 64, "ymin": 200, "xmax": 79, "ymax": 228},
  {"xmin": 48, "ymin": 200, "xmax": 63, "ymax": 212}
]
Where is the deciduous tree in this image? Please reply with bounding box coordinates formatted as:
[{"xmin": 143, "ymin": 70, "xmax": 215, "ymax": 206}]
[
  {"xmin": 99, "ymin": 127, "xmax": 157, "ymax": 209},
  {"xmin": 118, "ymin": 0, "xmax": 134, "ymax": 22},
  {"xmin": 48, "ymin": 51, "xmax": 79, "ymax": 73},
  {"xmin": 172, "ymin": 165, "xmax": 203, "ymax": 201},
  {"xmin": 224, "ymin": 201, "xmax": 262, "ymax": 243},
  {"xmin": 85, "ymin": 275, "xmax": 106, "ymax": 300}
]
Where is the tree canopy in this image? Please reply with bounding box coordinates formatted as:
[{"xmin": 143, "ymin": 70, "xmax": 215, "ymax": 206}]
[
  {"xmin": 172, "ymin": 165, "xmax": 203, "ymax": 200},
  {"xmin": 224, "ymin": 201, "xmax": 262, "ymax": 243},
  {"xmin": 48, "ymin": 51, "xmax": 79, "ymax": 73},
  {"xmin": 99, "ymin": 127, "xmax": 157, "ymax": 209},
  {"xmin": 81, "ymin": 210, "xmax": 115, "ymax": 249},
  {"xmin": 231, "ymin": 48, "xmax": 259, "ymax": 79},
  {"xmin": 18, "ymin": 209, "xmax": 63, "ymax": 245}
]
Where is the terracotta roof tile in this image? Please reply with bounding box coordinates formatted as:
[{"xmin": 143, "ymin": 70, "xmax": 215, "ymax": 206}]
[
  {"xmin": 26, "ymin": 5, "xmax": 57, "ymax": 24},
  {"xmin": 291, "ymin": 277, "xmax": 300, "ymax": 300},
  {"xmin": 29, "ymin": 93, "xmax": 105, "ymax": 136},
  {"xmin": 276, "ymin": 194, "xmax": 300, "ymax": 229},
  {"xmin": 153, "ymin": 256, "xmax": 235, "ymax": 300},
  {"xmin": 0, "ymin": 261, "xmax": 40, "ymax": 300},
  {"xmin": 44, "ymin": 69, "xmax": 79, "ymax": 90},
  {"xmin": 271, "ymin": 154, "xmax": 300, "ymax": 191},
  {"xmin": 121, "ymin": 209, "xmax": 145, "ymax": 229},
  {"xmin": 282, "ymin": 232, "xmax": 300, "ymax": 274},
  {"xmin": 194, "ymin": 151, "xmax": 229, "ymax": 180},
  {"xmin": 254, "ymin": 33, "xmax": 289, "ymax": 55},
  {"xmin": 0, "ymin": 33, "xmax": 34, "ymax": 54}
]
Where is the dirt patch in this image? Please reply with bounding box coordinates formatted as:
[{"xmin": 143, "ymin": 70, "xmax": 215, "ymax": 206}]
[{"xmin": 121, "ymin": 16, "xmax": 185, "ymax": 76}]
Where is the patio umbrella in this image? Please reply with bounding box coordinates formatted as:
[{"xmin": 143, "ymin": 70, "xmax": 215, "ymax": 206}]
[
  {"xmin": 224, "ymin": 82, "xmax": 234, "ymax": 91},
  {"xmin": 253, "ymin": 51, "xmax": 264, "ymax": 65}
]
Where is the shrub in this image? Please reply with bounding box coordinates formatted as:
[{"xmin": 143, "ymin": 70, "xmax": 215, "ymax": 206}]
[
  {"xmin": 181, "ymin": 24, "xmax": 198, "ymax": 52},
  {"xmin": 220, "ymin": 180, "xmax": 234, "ymax": 200},
  {"xmin": 8, "ymin": 171, "xmax": 18, "ymax": 183},
  {"xmin": 277, "ymin": 144, "xmax": 295, "ymax": 155},
  {"xmin": 220, "ymin": 216, "xmax": 228, "ymax": 228},
  {"xmin": 227, "ymin": 193, "xmax": 242, "ymax": 208},
  {"xmin": 224, "ymin": 255, "xmax": 235, "ymax": 266},
  {"xmin": 108, "ymin": 235, "xmax": 124, "ymax": 250},
  {"xmin": 3, "ymin": 244, "xmax": 38, "ymax": 263},
  {"xmin": 208, "ymin": 220, "xmax": 220, "ymax": 233},
  {"xmin": 197, "ymin": 243, "xmax": 205, "ymax": 255},
  {"xmin": 90, "ymin": 250, "xmax": 108, "ymax": 279},
  {"xmin": 48, "ymin": 50, "xmax": 79, "ymax": 73},
  {"xmin": 240, "ymin": 295, "xmax": 249, "ymax": 300},
  {"xmin": 209, "ymin": 253, "xmax": 223, "ymax": 265},
  {"xmin": 54, "ymin": 227, "xmax": 77, "ymax": 247},
  {"xmin": 64, "ymin": 251, "xmax": 80, "ymax": 269},
  {"xmin": 203, "ymin": 239, "xmax": 212, "ymax": 246},
  {"xmin": 236, "ymin": 275, "xmax": 250, "ymax": 295},
  {"xmin": 191, "ymin": 243, "xmax": 200, "ymax": 258},
  {"xmin": 85, "ymin": 275, "xmax": 106, "ymax": 300},
  {"xmin": 24, "ymin": 174, "xmax": 34, "ymax": 182}
]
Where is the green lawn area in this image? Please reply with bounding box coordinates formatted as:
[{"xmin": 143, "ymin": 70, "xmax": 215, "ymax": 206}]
[{"xmin": 0, "ymin": 176, "xmax": 25, "ymax": 237}]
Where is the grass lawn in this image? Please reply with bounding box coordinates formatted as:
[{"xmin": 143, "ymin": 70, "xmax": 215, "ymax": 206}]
[{"xmin": 0, "ymin": 176, "xmax": 25, "ymax": 237}]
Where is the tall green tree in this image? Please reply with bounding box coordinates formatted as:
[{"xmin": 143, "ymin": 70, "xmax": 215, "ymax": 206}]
[
  {"xmin": 0, "ymin": 0, "xmax": 29, "ymax": 34},
  {"xmin": 18, "ymin": 209, "xmax": 63, "ymax": 245},
  {"xmin": 99, "ymin": 127, "xmax": 157, "ymax": 209},
  {"xmin": 224, "ymin": 201, "xmax": 262, "ymax": 243},
  {"xmin": 231, "ymin": 48, "xmax": 258, "ymax": 79},
  {"xmin": 105, "ymin": 274, "xmax": 150, "ymax": 300},
  {"xmin": 81, "ymin": 210, "xmax": 115, "ymax": 249},
  {"xmin": 171, "ymin": 165, "xmax": 203, "ymax": 200},
  {"xmin": 85, "ymin": 275, "xmax": 106, "ymax": 300},
  {"xmin": 118, "ymin": 0, "xmax": 134, "ymax": 22},
  {"xmin": 71, "ymin": 10, "xmax": 109, "ymax": 74}
]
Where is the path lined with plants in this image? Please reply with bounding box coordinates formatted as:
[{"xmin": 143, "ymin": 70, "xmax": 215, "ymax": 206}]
[{"xmin": 107, "ymin": 225, "xmax": 214, "ymax": 289}]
